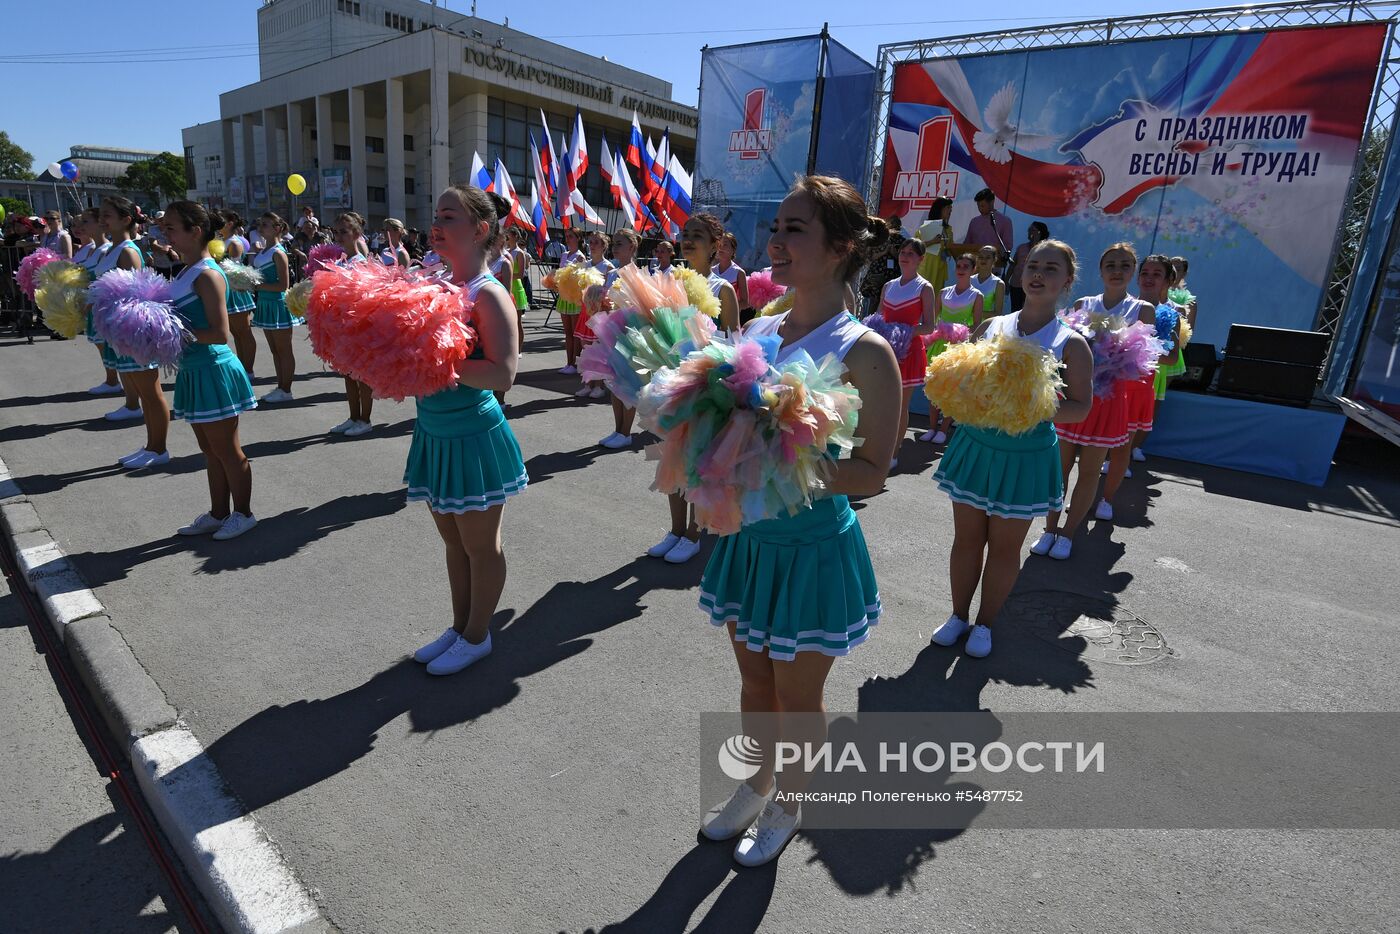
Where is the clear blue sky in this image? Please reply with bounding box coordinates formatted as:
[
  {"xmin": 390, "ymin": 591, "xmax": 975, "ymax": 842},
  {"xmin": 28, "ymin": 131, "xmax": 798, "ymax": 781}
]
[{"xmin": 0, "ymin": 0, "xmax": 1205, "ymax": 173}]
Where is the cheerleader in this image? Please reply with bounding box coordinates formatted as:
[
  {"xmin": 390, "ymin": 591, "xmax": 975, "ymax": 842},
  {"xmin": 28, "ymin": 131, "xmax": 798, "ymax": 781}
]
[
  {"xmin": 714, "ymin": 231, "xmax": 751, "ymax": 322},
  {"xmin": 383, "ymin": 218, "xmax": 412, "ymax": 267},
  {"xmin": 344, "ymin": 211, "xmax": 371, "ymax": 258},
  {"xmin": 162, "ymin": 202, "xmax": 258, "ymax": 541},
  {"xmin": 651, "ymin": 238, "xmax": 675, "ymax": 276},
  {"xmin": 875, "ymin": 238, "xmax": 936, "ymax": 466},
  {"xmin": 503, "ymin": 227, "xmax": 531, "ymax": 313},
  {"xmin": 971, "ymin": 244, "xmax": 1006, "ymax": 319},
  {"xmin": 574, "ymin": 231, "xmax": 615, "ymax": 401},
  {"xmin": 920, "ymin": 254, "xmax": 983, "ymax": 443},
  {"xmin": 97, "ymin": 197, "xmax": 172, "ymax": 468},
  {"xmin": 1170, "ymin": 256, "xmax": 1198, "ymax": 330},
  {"xmin": 249, "ymin": 213, "xmax": 298, "ymax": 403},
  {"xmin": 696, "ymin": 175, "xmax": 900, "ymax": 866},
  {"xmin": 74, "ymin": 208, "xmax": 121, "ymax": 397},
  {"xmin": 1115, "ymin": 255, "xmax": 1186, "ymax": 472},
  {"xmin": 930, "ymin": 240, "xmax": 1093, "ymax": 657},
  {"xmin": 328, "ymin": 213, "xmax": 376, "ymax": 436},
  {"xmin": 1032, "ymin": 243, "xmax": 1151, "ymax": 557},
  {"xmin": 600, "ymin": 228, "xmax": 643, "ymax": 444},
  {"xmin": 408, "ymin": 186, "xmax": 528, "ymax": 676},
  {"xmin": 218, "ymin": 211, "xmax": 257, "ymax": 376},
  {"xmin": 556, "ymin": 227, "xmax": 585, "ymax": 375}
]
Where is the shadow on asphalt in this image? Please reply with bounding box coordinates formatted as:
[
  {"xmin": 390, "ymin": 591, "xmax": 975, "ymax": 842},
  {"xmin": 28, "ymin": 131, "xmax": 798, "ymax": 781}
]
[{"xmin": 160, "ymin": 556, "xmax": 699, "ymax": 835}]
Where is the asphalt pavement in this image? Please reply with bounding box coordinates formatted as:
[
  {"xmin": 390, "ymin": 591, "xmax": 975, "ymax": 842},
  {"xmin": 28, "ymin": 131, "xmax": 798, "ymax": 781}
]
[{"xmin": 1, "ymin": 317, "xmax": 1397, "ymax": 933}]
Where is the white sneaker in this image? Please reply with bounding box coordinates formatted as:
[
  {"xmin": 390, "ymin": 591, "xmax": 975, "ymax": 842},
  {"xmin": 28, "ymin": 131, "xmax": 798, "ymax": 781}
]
[
  {"xmin": 118, "ymin": 447, "xmax": 148, "ymax": 466},
  {"xmin": 122, "ymin": 450, "xmax": 155, "ymax": 470},
  {"xmin": 600, "ymin": 432, "xmax": 632, "ymax": 450},
  {"xmin": 647, "ymin": 532, "xmax": 681, "ymax": 558},
  {"xmin": 329, "ymin": 418, "xmax": 356, "ymax": 434},
  {"xmin": 930, "ymin": 613, "xmax": 971, "ymax": 646},
  {"xmin": 931, "ymin": 430, "xmax": 948, "ymax": 444},
  {"xmin": 1048, "ymin": 535, "xmax": 1073, "ymax": 560},
  {"xmin": 89, "ymin": 382, "xmax": 123, "ymax": 396},
  {"xmin": 888, "ymin": 458, "xmax": 898, "ymax": 471},
  {"xmin": 413, "ymin": 628, "xmax": 460, "ymax": 664},
  {"xmin": 260, "ymin": 388, "xmax": 294, "ymax": 403},
  {"xmin": 1132, "ymin": 447, "xmax": 1146, "ymax": 462},
  {"xmin": 177, "ymin": 512, "xmax": 224, "ymax": 536},
  {"xmin": 1100, "ymin": 460, "xmax": 1110, "ymax": 475},
  {"xmin": 558, "ymin": 364, "xmax": 578, "ymax": 375},
  {"xmin": 589, "ymin": 386, "xmax": 607, "ymax": 399},
  {"xmin": 918, "ymin": 429, "xmax": 935, "ymax": 442},
  {"xmin": 133, "ymin": 450, "xmax": 170, "ymax": 469},
  {"xmin": 734, "ymin": 802, "xmax": 801, "ymax": 867},
  {"xmin": 1094, "ymin": 499, "xmax": 1114, "ymax": 521},
  {"xmin": 343, "ymin": 420, "xmax": 373, "ymax": 437},
  {"xmin": 426, "ymin": 632, "xmax": 492, "ymax": 675},
  {"xmin": 664, "ymin": 536, "xmax": 702, "ymax": 564},
  {"xmin": 212, "ymin": 511, "xmax": 257, "ymax": 541},
  {"xmin": 1125, "ymin": 467, "xmax": 1133, "ymax": 479},
  {"xmin": 105, "ymin": 405, "xmax": 143, "ymax": 422},
  {"xmin": 965, "ymin": 624, "xmax": 993, "ymax": 658},
  {"xmin": 701, "ymin": 782, "xmax": 773, "ymax": 841},
  {"xmin": 575, "ymin": 385, "xmax": 593, "ymax": 398},
  {"xmin": 1028, "ymin": 531, "xmax": 1057, "ymax": 556}
]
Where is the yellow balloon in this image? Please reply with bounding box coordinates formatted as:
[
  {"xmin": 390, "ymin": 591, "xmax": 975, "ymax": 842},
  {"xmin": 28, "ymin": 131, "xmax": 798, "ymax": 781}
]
[
  {"xmin": 287, "ymin": 173, "xmax": 307, "ymax": 196},
  {"xmin": 209, "ymin": 238, "xmax": 226, "ymax": 261}
]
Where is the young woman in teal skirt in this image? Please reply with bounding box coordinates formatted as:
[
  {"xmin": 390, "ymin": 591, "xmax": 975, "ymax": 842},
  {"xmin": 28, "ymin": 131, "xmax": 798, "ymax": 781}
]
[
  {"xmin": 218, "ymin": 211, "xmax": 257, "ymax": 376},
  {"xmin": 97, "ymin": 197, "xmax": 173, "ymax": 470},
  {"xmin": 697, "ymin": 176, "xmax": 901, "ymax": 867},
  {"xmin": 161, "ymin": 203, "xmax": 258, "ymax": 541},
  {"xmin": 250, "ymin": 212, "xmax": 297, "ymax": 403},
  {"xmin": 408, "ymin": 187, "xmax": 528, "ymax": 677},
  {"xmin": 930, "ymin": 239, "xmax": 1094, "ymax": 658}
]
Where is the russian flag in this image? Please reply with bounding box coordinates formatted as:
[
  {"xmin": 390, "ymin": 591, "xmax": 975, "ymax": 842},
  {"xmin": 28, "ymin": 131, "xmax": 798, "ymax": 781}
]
[
  {"xmin": 599, "ymin": 135, "xmax": 619, "ymax": 207},
  {"xmin": 494, "ymin": 157, "xmax": 534, "ymax": 230},
  {"xmin": 471, "ymin": 151, "xmax": 493, "ymax": 192},
  {"xmin": 537, "ymin": 112, "xmax": 560, "ymax": 202},
  {"xmin": 530, "ymin": 134, "xmax": 554, "ymax": 222},
  {"xmin": 613, "ymin": 146, "xmax": 661, "ymax": 232},
  {"xmin": 529, "ymin": 185, "xmax": 547, "ymax": 254},
  {"xmin": 626, "ymin": 111, "xmax": 645, "ymax": 171},
  {"xmin": 567, "ymin": 108, "xmax": 589, "ymax": 186},
  {"xmin": 658, "ymin": 154, "xmax": 692, "ymax": 225}
]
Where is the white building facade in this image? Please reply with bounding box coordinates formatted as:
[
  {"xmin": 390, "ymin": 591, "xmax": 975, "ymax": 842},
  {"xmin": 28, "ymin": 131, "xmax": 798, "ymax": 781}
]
[{"xmin": 183, "ymin": 0, "xmax": 697, "ymax": 231}]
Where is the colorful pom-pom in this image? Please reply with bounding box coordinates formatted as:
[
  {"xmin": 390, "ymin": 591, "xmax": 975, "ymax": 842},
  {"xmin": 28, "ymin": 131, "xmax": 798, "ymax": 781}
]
[
  {"xmin": 760, "ymin": 291, "xmax": 795, "ymax": 317},
  {"xmin": 305, "ymin": 243, "xmax": 346, "ymax": 276},
  {"xmin": 635, "ymin": 334, "xmax": 862, "ymax": 535},
  {"xmin": 1168, "ymin": 286, "xmax": 1195, "ymax": 308},
  {"xmin": 744, "ymin": 268, "xmax": 785, "ymax": 310},
  {"xmin": 286, "ymin": 278, "xmax": 313, "ymax": 320},
  {"xmin": 932, "ymin": 320, "xmax": 971, "ymax": 344},
  {"xmin": 923, "ymin": 334, "xmax": 1064, "ymax": 435},
  {"xmin": 219, "ymin": 259, "xmax": 263, "ymax": 293},
  {"xmin": 208, "ymin": 238, "xmax": 226, "ymax": 261},
  {"xmin": 304, "ymin": 261, "xmax": 477, "ymax": 401},
  {"xmin": 1060, "ymin": 308, "xmax": 1164, "ymax": 397},
  {"xmin": 16, "ymin": 247, "xmax": 62, "ymax": 301},
  {"xmin": 89, "ymin": 267, "xmax": 188, "ymax": 368},
  {"xmin": 33, "ymin": 259, "xmax": 90, "ymax": 338},
  {"xmin": 1177, "ymin": 315, "xmax": 1193, "ymax": 350},
  {"xmin": 861, "ymin": 313, "xmax": 915, "ymax": 360},
  {"xmin": 671, "ymin": 267, "xmax": 721, "ymax": 320},
  {"xmin": 553, "ymin": 262, "xmax": 604, "ymax": 305}
]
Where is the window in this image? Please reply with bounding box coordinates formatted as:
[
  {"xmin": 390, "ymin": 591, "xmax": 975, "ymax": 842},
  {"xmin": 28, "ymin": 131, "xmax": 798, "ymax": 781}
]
[
  {"xmin": 403, "ymin": 134, "xmax": 415, "ymax": 152},
  {"xmin": 334, "ymin": 144, "xmax": 351, "ymax": 161},
  {"xmin": 365, "ymin": 136, "xmax": 385, "ymax": 154},
  {"xmin": 336, "ymin": 0, "xmax": 360, "ymax": 15},
  {"xmin": 405, "ymin": 177, "xmax": 415, "ymax": 195},
  {"xmin": 367, "ymin": 186, "xmax": 386, "ymax": 203},
  {"xmin": 383, "ymin": 11, "xmax": 414, "ymax": 32}
]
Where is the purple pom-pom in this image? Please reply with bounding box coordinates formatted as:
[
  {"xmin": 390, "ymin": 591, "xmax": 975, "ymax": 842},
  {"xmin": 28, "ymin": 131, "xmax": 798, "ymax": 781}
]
[
  {"xmin": 306, "ymin": 243, "xmax": 346, "ymax": 275},
  {"xmin": 90, "ymin": 268, "xmax": 186, "ymax": 367},
  {"xmin": 862, "ymin": 313, "xmax": 914, "ymax": 360},
  {"xmin": 16, "ymin": 248, "xmax": 61, "ymax": 301}
]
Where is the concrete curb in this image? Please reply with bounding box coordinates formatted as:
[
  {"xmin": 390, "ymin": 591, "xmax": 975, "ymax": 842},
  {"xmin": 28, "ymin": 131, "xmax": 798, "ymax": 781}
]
[{"xmin": 0, "ymin": 454, "xmax": 335, "ymax": 934}]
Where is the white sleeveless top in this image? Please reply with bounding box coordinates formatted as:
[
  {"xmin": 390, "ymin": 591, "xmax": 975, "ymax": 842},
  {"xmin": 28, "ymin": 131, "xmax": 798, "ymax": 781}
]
[
  {"xmin": 985, "ymin": 310, "xmax": 1074, "ymax": 362},
  {"xmin": 80, "ymin": 242, "xmax": 111, "ymax": 275},
  {"xmin": 715, "ymin": 262, "xmax": 743, "ymax": 285},
  {"xmin": 744, "ymin": 309, "xmax": 868, "ymax": 366},
  {"xmin": 560, "ymin": 250, "xmax": 583, "ymax": 266},
  {"xmin": 972, "ymin": 273, "xmax": 1002, "ymax": 295},
  {"xmin": 707, "ymin": 271, "xmax": 727, "ymax": 298},
  {"xmin": 882, "ymin": 274, "xmax": 929, "ymax": 304},
  {"xmin": 73, "ymin": 242, "xmax": 95, "ymax": 264},
  {"xmin": 1082, "ymin": 293, "xmax": 1135, "ymax": 318},
  {"xmin": 95, "ymin": 239, "xmax": 139, "ymax": 276},
  {"xmin": 940, "ymin": 283, "xmax": 982, "ymax": 311}
]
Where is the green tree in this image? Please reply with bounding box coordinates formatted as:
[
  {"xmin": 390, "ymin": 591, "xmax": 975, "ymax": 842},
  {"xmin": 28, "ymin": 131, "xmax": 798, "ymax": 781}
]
[
  {"xmin": 1, "ymin": 196, "xmax": 32, "ymax": 221},
  {"xmin": 116, "ymin": 152, "xmax": 188, "ymax": 207},
  {"xmin": 0, "ymin": 130, "xmax": 34, "ymax": 179}
]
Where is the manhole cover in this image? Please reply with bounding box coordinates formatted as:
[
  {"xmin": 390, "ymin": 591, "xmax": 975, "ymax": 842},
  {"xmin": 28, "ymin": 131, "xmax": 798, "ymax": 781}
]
[{"xmin": 1011, "ymin": 589, "xmax": 1175, "ymax": 665}]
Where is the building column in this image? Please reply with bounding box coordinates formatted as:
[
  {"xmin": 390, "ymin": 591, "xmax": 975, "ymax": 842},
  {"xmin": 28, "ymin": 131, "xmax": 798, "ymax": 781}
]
[
  {"xmin": 348, "ymin": 85, "xmax": 368, "ymax": 219},
  {"xmin": 385, "ymin": 77, "xmax": 407, "ymax": 221},
  {"xmin": 262, "ymin": 107, "xmax": 282, "ymax": 174},
  {"xmin": 315, "ymin": 94, "xmax": 334, "ymax": 211},
  {"xmin": 429, "ymin": 55, "xmax": 450, "ymax": 199},
  {"xmin": 221, "ymin": 119, "xmax": 236, "ymax": 199},
  {"xmin": 240, "ymin": 115, "xmax": 257, "ymax": 206},
  {"xmin": 286, "ymin": 101, "xmax": 305, "ymax": 175}
]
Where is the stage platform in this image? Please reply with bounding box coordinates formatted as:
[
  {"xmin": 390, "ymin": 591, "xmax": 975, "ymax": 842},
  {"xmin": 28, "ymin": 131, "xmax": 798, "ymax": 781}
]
[{"xmin": 909, "ymin": 388, "xmax": 1346, "ymax": 486}]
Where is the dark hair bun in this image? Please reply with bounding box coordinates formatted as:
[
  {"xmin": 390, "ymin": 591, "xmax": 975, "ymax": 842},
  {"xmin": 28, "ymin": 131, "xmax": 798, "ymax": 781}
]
[
  {"xmin": 865, "ymin": 215, "xmax": 890, "ymax": 249},
  {"xmin": 487, "ymin": 191, "xmax": 511, "ymax": 221}
]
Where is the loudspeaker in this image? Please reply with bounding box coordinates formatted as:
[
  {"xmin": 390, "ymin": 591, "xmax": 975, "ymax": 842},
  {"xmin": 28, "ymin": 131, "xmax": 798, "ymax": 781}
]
[
  {"xmin": 1173, "ymin": 342, "xmax": 1218, "ymax": 391},
  {"xmin": 1216, "ymin": 325, "xmax": 1327, "ymax": 407}
]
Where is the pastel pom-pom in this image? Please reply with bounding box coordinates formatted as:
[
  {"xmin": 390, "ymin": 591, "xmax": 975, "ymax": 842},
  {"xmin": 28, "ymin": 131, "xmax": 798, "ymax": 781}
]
[
  {"xmin": 304, "ymin": 261, "xmax": 476, "ymax": 401},
  {"xmin": 219, "ymin": 259, "xmax": 263, "ymax": 293},
  {"xmin": 89, "ymin": 267, "xmax": 187, "ymax": 367},
  {"xmin": 670, "ymin": 267, "xmax": 721, "ymax": 320},
  {"xmin": 286, "ymin": 277, "xmax": 313, "ymax": 320},
  {"xmin": 861, "ymin": 313, "xmax": 915, "ymax": 360},
  {"xmin": 744, "ymin": 268, "xmax": 785, "ymax": 309},
  {"xmin": 553, "ymin": 262, "xmax": 604, "ymax": 305},
  {"xmin": 1059, "ymin": 309, "xmax": 1164, "ymax": 397},
  {"xmin": 305, "ymin": 243, "xmax": 346, "ymax": 276},
  {"xmin": 33, "ymin": 260, "xmax": 90, "ymax": 339},
  {"xmin": 760, "ymin": 291, "xmax": 795, "ymax": 317},
  {"xmin": 17, "ymin": 247, "xmax": 62, "ymax": 301},
  {"xmin": 923, "ymin": 333, "xmax": 1064, "ymax": 436},
  {"xmin": 932, "ymin": 320, "xmax": 970, "ymax": 344}
]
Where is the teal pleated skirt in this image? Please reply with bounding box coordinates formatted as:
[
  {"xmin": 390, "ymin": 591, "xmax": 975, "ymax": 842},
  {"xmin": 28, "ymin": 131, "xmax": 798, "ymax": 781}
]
[
  {"xmin": 229, "ymin": 288, "xmax": 256, "ymax": 315},
  {"xmin": 172, "ymin": 346, "xmax": 256, "ymax": 423},
  {"xmin": 100, "ymin": 342, "xmax": 159, "ymax": 373},
  {"xmin": 1154, "ymin": 354, "xmax": 1187, "ymax": 400},
  {"xmin": 935, "ymin": 422, "xmax": 1064, "ymax": 520},
  {"xmin": 252, "ymin": 291, "xmax": 295, "ymax": 329},
  {"xmin": 699, "ymin": 496, "xmax": 881, "ymax": 662},
  {"xmin": 86, "ymin": 309, "xmax": 104, "ymax": 345},
  {"xmin": 404, "ymin": 392, "xmax": 529, "ymax": 513}
]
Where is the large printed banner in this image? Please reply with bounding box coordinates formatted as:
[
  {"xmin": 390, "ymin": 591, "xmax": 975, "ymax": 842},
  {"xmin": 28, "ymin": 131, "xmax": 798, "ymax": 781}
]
[
  {"xmin": 878, "ymin": 24, "xmax": 1386, "ymax": 345},
  {"xmin": 696, "ymin": 36, "xmax": 875, "ymax": 272}
]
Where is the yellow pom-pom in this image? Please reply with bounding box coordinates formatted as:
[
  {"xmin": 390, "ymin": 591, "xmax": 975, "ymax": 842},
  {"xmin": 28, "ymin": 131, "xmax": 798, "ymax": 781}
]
[
  {"xmin": 671, "ymin": 267, "xmax": 721, "ymax": 319},
  {"xmin": 760, "ymin": 291, "xmax": 795, "ymax": 317},
  {"xmin": 555, "ymin": 263, "xmax": 604, "ymax": 305},
  {"xmin": 209, "ymin": 238, "xmax": 226, "ymax": 261},
  {"xmin": 1177, "ymin": 316, "xmax": 1192, "ymax": 349},
  {"xmin": 286, "ymin": 278, "xmax": 313, "ymax": 320},
  {"xmin": 34, "ymin": 260, "xmax": 92, "ymax": 339},
  {"xmin": 923, "ymin": 334, "xmax": 1064, "ymax": 435}
]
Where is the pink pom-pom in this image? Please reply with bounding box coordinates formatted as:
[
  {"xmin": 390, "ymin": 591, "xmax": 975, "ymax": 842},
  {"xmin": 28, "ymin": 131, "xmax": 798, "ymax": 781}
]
[
  {"xmin": 933, "ymin": 321, "xmax": 970, "ymax": 344},
  {"xmin": 744, "ymin": 268, "xmax": 785, "ymax": 309},
  {"xmin": 89, "ymin": 268, "xmax": 185, "ymax": 367},
  {"xmin": 304, "ymin": 261, "xmax": 477, "ymax": 401},
  {"xmin": 305, "ymin": 243, "xmax": 346, "ymax": 275},
  {"xmin": 16, "ymin": 248, "xmax": 61, "ymax": 301}
]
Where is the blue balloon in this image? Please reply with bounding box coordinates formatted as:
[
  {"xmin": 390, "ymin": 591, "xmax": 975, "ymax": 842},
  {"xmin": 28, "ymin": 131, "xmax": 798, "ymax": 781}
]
[{"xmin": 60, "ymin": 160, "xmax": 78, "ymax": 180}]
